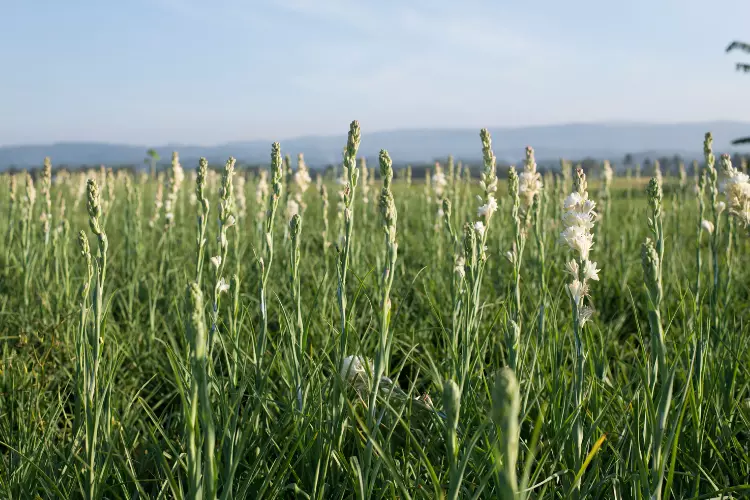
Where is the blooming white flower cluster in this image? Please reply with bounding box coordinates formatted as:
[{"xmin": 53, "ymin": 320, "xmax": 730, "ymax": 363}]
[
  {"xmin": 360, "ymin": 159, "xmax": 370, "ymax": 204},
  {"xmin": 561, "ymin": 177, "xmax": 600, "ymax": 326},
  {"xmin": 519, "ymin": 147, "xmax": 542, "ymax": 210},
  {"xmin": 286, "ymin": 198, "xmax": 300, "ymax": 220},
  {"xmin": 148, "ymin": 181, "xmax": 164, "ymax": 228},
  {"xmin": 234, "ymin": 175, "xmax": 247, "ymax": 219},
  {"xmin": 293, "ymin": 153, "xmax": 312, "ymax": 212},
  {"xmin": 561, "ymin": 192, "xmax": 597, "ymax": 259},
  {"xmin": 432, "ymin": 169, "xmax": 448, "ymax": 198},
  {"xmin": 255, "ymin": 170, "xmax": 269, "ymax": 220},
  {"xmin": 423, "ymin": 169, "xmax": 432, "ymax": 203},
  {"xmin": 164, "ymin": 152, "xmax": 184, "ymax": 225},
  {"xmin": 653, "ymin": 160, "xmax": 663, "ymax": 187},
  {"xmin": 477, "ymin": 195, "xmax": 497, "ymax": 219},
  {"xmin": 720, "ymin": 154, "xmax": 750, "ymax": 228}
]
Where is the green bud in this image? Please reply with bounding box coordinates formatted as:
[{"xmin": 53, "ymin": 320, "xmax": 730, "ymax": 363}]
[
  {"xmin": 186, "ymin": 282, "xmax": 207, "ymax": 360},
  {"xmin": 641, "ymin": 238, "xmax": 660, "ymax": 305},
  {"xmin": 492, "ymin": 367, "xmax": 520, "ymax": 498},
  {"xmin": 442, "ymin": 198, "xmax": 452, "ymax": 219},
  {"xmin": 290, "ymin": 213, "xmax": 302, "ymax": 238},
  {"xmin": 573, "ymin": 167, "xmax": 587, "ymax": 196},
  {"xmin": 442, "ymin": 379, "xmax": 461, "ymax": 432},
  {"xmin": 379, "ymin": 149, "xmax": 393, "ymax": 189}
]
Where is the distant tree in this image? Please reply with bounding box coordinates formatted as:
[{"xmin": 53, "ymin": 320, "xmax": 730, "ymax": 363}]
[
  {"xmin": 146, "ymin": 149, "xmax": 160, "ymax": 177},
  {"xmin": 727, "ymin": 41, "xmax": 750, "ymax": 73},
  {"xmin": 657, "ymin": 156, "xmax": 671, "ymax": 175},
  {"xmin": 623, "ymin": 153, "xmax": 634, "ymax": 167},
  {"xmin": 727, "ymin": 41, "xmax": 750, "ymax": 145},
  {"xmin": 580, "ymin": 157, "xmax": 599, "ymax": 175}
]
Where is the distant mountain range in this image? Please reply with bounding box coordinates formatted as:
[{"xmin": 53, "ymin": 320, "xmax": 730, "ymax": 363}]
[{"xmin": 2, "ymin": 121, "xmax": 748, "ymax": 170}]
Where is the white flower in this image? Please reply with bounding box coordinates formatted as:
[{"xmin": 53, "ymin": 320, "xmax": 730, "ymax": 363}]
[
  {"xmin": 583, "ymin": 260, "xmax": 600, "ymax": 281},
  {"xmin": 210, "ymin": 255, "xmax": 222, "ymax": 269},
  {"xmin": 568, "ymin": 279, "xmax": 587, "ymax": 306},
  {"xmin": 474, "ymin": 221, "xmax": 485, "ymax": 237},
  {"xmin": 477, "ymin": 195, "xmax": 498, "ymax": 219},
  {"xmin": 563, "ymin": 192, "xmax": 583, "ymax": 210},
  {"xmin": 217, "ymin": 277, "xmax": 230, "ymax": 294},
  {"xmin": 565, "ymin": 259, "xmax": 579, "ymax": 277},
  {"xmin": 723, "ymin": 170, "xmax": 750, "ymax": 187},
  {"xmin": 578, "ymin": 306, "xmax": 595, "ymax": 327},
  {"xmin": 505, "ymin": 250, "xmax": 516, "ymax": 264},
  {"xmin": 432, "ymin": 172, "xmax": 447, "ymax": 188},
  {"xmin": 562, "ymin": 210, "xmax": 596, "ymax": 231},
  {"xmin": 581, "ymin": 199, "xmax": 596, "ymax": 214},
  {"xmin": 716, "ymin": 201, "xmax": 726, "ymax": 214},
  {"xmin": 560, "ymin": 226, "xmax": 594, "ymax": 260},
  {"xmin": 340, "ymin": 355, "xmax": 372, "ymax": 390},
  {"xmin": 256, "ymin": 171, "xmax": 269, "ymax": 204},
  {"xmin": 518, "ymin": 171, "xmax": 542, "ymax": 208},
  {"xmin": 294, "ymin": 169, "xmax": 312, "ymax": 188},
  {"xmin": 701, "ymin": 220, "xmax": 714, "ymax": 234},
  {"xmin": 454, "ymin": 255, "xmax": 466, "ymax": 278},
  {"xmin": 286, "ymin": 199, "xmax": 299, "ymax": 218}
]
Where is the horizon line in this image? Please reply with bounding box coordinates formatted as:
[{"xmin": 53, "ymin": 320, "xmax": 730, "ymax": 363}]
[{"xmin": 2, "ymin": 118, "xmax": 748, "ymax": 149}]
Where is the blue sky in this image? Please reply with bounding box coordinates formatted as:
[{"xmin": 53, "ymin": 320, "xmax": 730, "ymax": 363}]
[{"xmin": 1, "ymin": 0, "xmax": 749, "ymax": 146}]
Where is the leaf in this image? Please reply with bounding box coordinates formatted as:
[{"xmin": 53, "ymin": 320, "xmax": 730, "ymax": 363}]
[{"xmin": 573, "ymin": 434, "xmax": 607, "ymax": 486}]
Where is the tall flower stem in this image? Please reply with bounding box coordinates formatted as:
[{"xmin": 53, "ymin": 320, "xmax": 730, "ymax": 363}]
[
  {"xmin": 532, "ymin": 191, "xmax": 546, "ymax": 344},
  {"xmin": 195, "ymin": 158, "xmax": 210, "ymax": 286},
  {"xmin": 40, "ymin": 158, "xmax": 53, "ymax": 276},
  {"xmin": 209, "ymin": 158, "xmax": 235, "ymax": 350},
  {"xmin": 185, "ymin": 282, "xmax": 215, "ymax": 500},
  {"xmin": 256, "ymin": 145, "xmax": 283, "ymax": 388},
  {"xmin": 560, "ymin": 168, "xmax": 600, "ymax": 490},
  {"xmin": 703, "ymin": 133, "xmax": 721, "ymax": 333},
  {"xmin": 82, "ymin": 179, "xmax": 109, "ymax": 500},
  {"xmin": 20, "ymin": 173, "xmax": 36, "ymax": 306},
  {"xmin": 289, "ymin": 214, "xmax": 304, "ymax": 412},
  {"xmin": 335, "ymin": 121, "xmax": 361, "ymax": 365},
  {"xmin": 362, "ymin": 150, "xmax": 398, "ymax": 487},
  {"xmin": 5, "ymin": 175, "xmax": 17, "ymax": 278},
  {"xmin": 642, "ymin": 177, "xmax": 673, "ymax": 500},
  {"xmin": 695, "ymin": 172, "xmax": 706, "ymax": 311},
  {"xmin": 508, "ymin": 167, "xmax": 524, "ymax": 372}
]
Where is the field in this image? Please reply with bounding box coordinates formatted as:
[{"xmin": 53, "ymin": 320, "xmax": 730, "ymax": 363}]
[{"xmin": 1, "ymin": 123, "xmax": 749, "ymax": 499}]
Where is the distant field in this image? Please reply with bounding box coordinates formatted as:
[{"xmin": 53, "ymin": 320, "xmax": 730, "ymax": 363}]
[{"xmin": 1, "ymin": 126, "xmax": 748, "ymax": 499}]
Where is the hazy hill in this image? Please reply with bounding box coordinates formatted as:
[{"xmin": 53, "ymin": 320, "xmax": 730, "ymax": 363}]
[{"xmin": 1, "ymin": 121, "xmax": 748, "ymax": 170}]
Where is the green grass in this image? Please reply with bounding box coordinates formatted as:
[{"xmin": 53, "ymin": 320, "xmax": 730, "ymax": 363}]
[{"xmin": 0, "ymin": 151, "xmax": 749, "ymax": 499}]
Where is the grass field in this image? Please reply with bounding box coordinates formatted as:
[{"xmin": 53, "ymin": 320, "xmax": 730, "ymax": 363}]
[{"xmin": 1, "ymin": 124, "xmax": 749, "ymax": 499}]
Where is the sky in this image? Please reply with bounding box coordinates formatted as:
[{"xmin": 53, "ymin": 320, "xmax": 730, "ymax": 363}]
[{"xmin": 1, "ymin": 0, "xmax": 749, "ymax": 146}]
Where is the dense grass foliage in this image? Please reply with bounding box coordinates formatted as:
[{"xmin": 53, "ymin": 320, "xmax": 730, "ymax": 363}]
[{"xmin": 1, "ymin": 131, "xmax": 749, "ymax": 499}]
